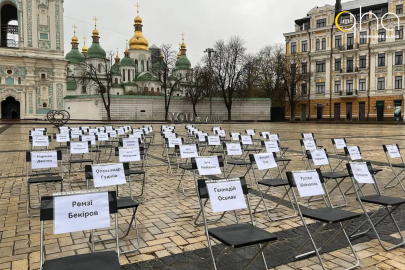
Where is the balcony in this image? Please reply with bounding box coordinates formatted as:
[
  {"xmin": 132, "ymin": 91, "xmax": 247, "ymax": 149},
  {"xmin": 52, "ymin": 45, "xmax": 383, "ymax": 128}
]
[
  {"xmin": 337, "ymin": 67, "xmax": 359, "ymax": 75},
  {"xmin": 0, "ymin": 24, "xmax": 19, "ymax": 48},
  {"xmin": 339, "ymin": 90, "xmax": 358, "ymax": 97},
  {"xmin": 336, "ymin": 43, "xmax": 359, "ymax": 52}
]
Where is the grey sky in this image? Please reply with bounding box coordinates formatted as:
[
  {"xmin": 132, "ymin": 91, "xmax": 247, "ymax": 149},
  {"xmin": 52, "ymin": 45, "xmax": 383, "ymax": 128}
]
[{"xmin": 64, "ymin": 0, "xmax": 330, "ymax": 65}]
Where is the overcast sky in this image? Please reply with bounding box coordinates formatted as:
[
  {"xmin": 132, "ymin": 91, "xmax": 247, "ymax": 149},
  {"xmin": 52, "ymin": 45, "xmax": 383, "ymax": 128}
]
[{"xmin": 64, "ymin": 0, "xmax": 330, "ymax": 65}]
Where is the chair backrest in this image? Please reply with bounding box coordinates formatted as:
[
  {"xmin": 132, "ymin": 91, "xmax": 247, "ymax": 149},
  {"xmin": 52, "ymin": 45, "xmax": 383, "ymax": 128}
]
[
  {"xmin": 239, "ymin": 135, "xmax": 253, "ymax": 146},
  {"xmin": 175, "ymin": 144, "xmax": 200, "ymax": 158},
  {"xmin": 382, "ymin": 144, "xmax": 403, "ymax": 161},
  {"xmin": 230, "ymin": 132, "xmax": 241, "ymax": 141},
  {"xmin": 191, "ymin": 155, "xmax": 225, "ymax": 170},
  {"xmin": 223, "ymin": 142, "xmax": 243, "ymax": 156},
  {"xmin": 165, "ymin": 137, "xmax": 183, "ymax": 148},
  {"xmin": 206, "ymin": 135, "xmax": 221, "ymax": 146},
  {"xmin": 120, "ymin": 138, "xmax": 141, "ymax": 148},
  {"xmin": 300, "ymin": 139, "xmax": 318, "ymax": 151},
  {"xmin": 80, "ymin": 135, "xmax": 96, "ymax": 146},
  {"xmin": 197, "ymin": 177, "xmax": 249, "ymax": 199},
  {"xmin": 261, "ymin": 140, "xmax": 280, "ymax": 153},
  {"xmin": 29, "ymin": 135, "xmax": 52, "ymax": 149},
  {"xmin": 344, "ymin": 146, "xmax": 363, "ymax": 161},
  {"xmin": 346, "ymin": 162, "xmax": 381, "ymax": 195},
  {"xmin": 53, "ymin": 133, "xmax": 71, "ymax": 143},
  {"xmin": 301, "ymin": 133, "xmax": 314, "ymax": 140},
  {"xmin": 331, "ymin": 138, "xmax": 347, "ymax": 151},
  {"xmin": 115, "ymin": 146, "xmax": 145, "ymax": 158},
  {"xmin": 85, "ymin": 162, "xmax": 130, "ymax": 180},
  {"xmin": 67, "ymin": 141, "xmax": 92, "ymax": 155}
]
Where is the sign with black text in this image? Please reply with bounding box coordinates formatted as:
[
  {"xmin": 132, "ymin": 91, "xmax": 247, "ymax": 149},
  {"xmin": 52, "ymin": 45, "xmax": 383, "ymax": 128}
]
[
  {"xmin": 92, "ymin": 163, "xmax": 126, "ymax": 188},
  {"xmin": 119, "ymin": 148, "xmax": 141, "ymax": 162},
  {"xmin": 303, "ymin": 139, "xmax": 316, "ymax": 151},
  {"xmin": 348, "ymin": 146, "xmax": 362, "ymax": 161},
  {"xmin": 386, "ymin": 145, "xmax": 401, "ymax": 158},
  {"xmin": 226, "ymin": 143, "xmax": 242, "ymax": 156},
  {"xmin": 31, "ymin": 151, "xmax": 58, "ymax": 169},
  {"xmin": 206, "ymin": 179, "xmax": 247, "ymax": 213},
  {"xmin": 241, "ymin": 135, "xmax": 253, "ymax": 145},
  {"xmin": 33, "ymin": 136, "xmax": 49, "ymax": 147},
  {"xmin": 195, "ymin": 157, "xmax": 221, "ymax": 175},
  {"xmin": 70, "ymin": 141, "xmax": 89, "ymax": 154},
  {"xmin": 56, "ymin": 134, "xmax": 70, "ymax": 143},
  {"xmin": 334, "ymin": 139, "xmax": 346, "ymax": 150},
  {"xmin": 180, "ymin": 145, "xmax": 199, "ymax": 158},
  {"xmin": 254, "ymin": 153, "xmax": 277, "ymax": 170},
  {"xmin": 311, "ymin": 150, "xmax": 329, "ymax": 166},
  {"xmin": 208, "ymin": 136, "xmax": 221, "ymax": 146},
  {"xmin": 122, "ymin": 138, "xmax": 139, "ymax": 148},
  {"xmin": 293, "ymin": 171, "xmax": 324, "ymax": 197},
  {"xmin": 264, "ymin": 140, "xmax": 279, "ymax": 153},
  {"xmin": 350, "ymin": 163, "xmax": 374, "ymax": 184}
]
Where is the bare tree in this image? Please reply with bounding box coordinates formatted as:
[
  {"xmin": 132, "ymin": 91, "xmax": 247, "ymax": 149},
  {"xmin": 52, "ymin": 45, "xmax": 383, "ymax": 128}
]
[
  {"xmin": 238, "ymin": 53, "xmax": 262, "ymax": 98},
  {"xmin": 77, "ymin": 51, "xmax": 114, "ymax": 120},
  {"xmin": 183, "ymin": 65, "xmax": 207, "ymax": 117},
  {"xmin": 210, "ymin": 36, "xmax": 246, "ymax": 121},
  {"xmin": 151, "ymin": 44, "xmax": 184, "ymax": 121}
]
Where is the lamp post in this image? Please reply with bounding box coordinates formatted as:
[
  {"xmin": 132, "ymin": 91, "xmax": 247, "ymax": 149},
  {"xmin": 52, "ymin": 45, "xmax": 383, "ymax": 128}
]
[{"xmin": 204, "ymin": 48, "xmax": 215, "ymax": 121}]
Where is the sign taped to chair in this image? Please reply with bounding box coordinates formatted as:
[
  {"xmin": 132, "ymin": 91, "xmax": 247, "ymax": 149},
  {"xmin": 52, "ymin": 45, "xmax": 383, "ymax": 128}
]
[
  {"xmin": 226, "ymin": 143, "xmax": 242, "ymax": 156},
  {"xmin": 70, "ymin": 141, "xmax": 89, "ymax": 154},
  {"xmin": 165, "ymin": 133, "xmax": 176, "ymax": 139},
  {"xmin": 241, "ymin": 135, "xmax": 253, "ymax": 145},
  {"xmin": 217, "ymin": 130, "xmax": 226, "ymax": 137},
  {"xmin": 116, "ymin": 128, "xmax": 125, "ymax": 135},
  {"xmin": 303, "ymin": 139, "xmax": 316, "ymax": 151},
  {"xmin": 81, "ymin": 135, "xmax": 96, "ymax": 145},
  {"xmin": 195, "ymin": 157, "xmax": 221, "ymax": 175},
  {"xmin": 198, "ymin": 134, "xmax": 207, "ymax": 142},
  {"xmin": 348, "ymin": 146, "xmax": 362, "ymax": 161},
  {"xmin": 350, "ymin": 163, "xmax": 374, "ymax": 184},
  {"xmin": 122, "ymin": 138, "xmax": 139, "ymax": 148},
  {"xmin": 254, "ymin": 153, "xmax": 277, "ymax": 170},
  {"xmin": 386, "ymin": 145, "xmax": 401, "ymax": 158},
  {"xmin": 92, "ymin": 163, "xmax": 126, "ymax": 187},
  {"xmin": 261, "ymin": 132, "xmax": 270, "ymax": 139},
  {"xmin": 31, "ymin": 130, "xmax": 44, "ymax": 137},
  {"xmin": 56, "ymin": 134, "xmax": 70, "ymax": 143},
  {"xmin": 206, "ymin": 179, "xmax": 247, "ymax": 213},
  {"xmin": 108, "ymin": 131, "xmax": 117, "ymax": 138},
  {"xmin": 334, "ymin": 139, "xmax": 346, "ymax": 149},
  {"xmin": 31, "ymin": 151, "xmax": 58, "ymax": 169},
  {"xmin": 268, "ymin": 134, "xmax": 279, "ymax": 141},
  {"xmin": 168, "ymin": 138, "xmax": 182, "ymax": 148},
  {"xmin": 97, "ymin": 133, "xmax": 109, "ymax": 141},
  {"xmin": 246, "ymin": 129, "xmax": 255, "ymax": 136},
  {"xmin": 311, "ymin": 150, "xmax": 329, "ymax": 166},
  {"xmin": 119, "ymin": 148, "xmax": 141, "ymax": 162},
  {"xmin": 33, "ymin": 136, "xmax": 49, "ymax": 147},
  {"xmin": 180, "ymin": 145, "xmax": 199, "ymax": 158},
  {"xmin": 70, "ymin": 130, "xmax": 82, "ymax": 139},
  {"xmin": 54, "ymin": 191, "xmax": 110, "ymax": 234},
  {"xmin": 208, "ymin": 136, "xmax": 221, "ymax": 146},
  {"xmin": 231, "ymin": 133, "xmax": 240, "ymax": 141},
  {"xmin": 293, "ymin": 171, "xmax": 324, "ymax": 197},
  {"xmin": 264, "ymin": 140, "xmax": 279, "ymax": 153},
  {"xmin": 303, "ymin": 133, "xmax": 314, "ymax": 140}
]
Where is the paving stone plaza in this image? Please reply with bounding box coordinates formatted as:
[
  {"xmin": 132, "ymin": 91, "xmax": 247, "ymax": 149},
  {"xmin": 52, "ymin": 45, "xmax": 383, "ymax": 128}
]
[{"xmin": 1, "ymin": 122, "xmax": 405, "ymax": 270}]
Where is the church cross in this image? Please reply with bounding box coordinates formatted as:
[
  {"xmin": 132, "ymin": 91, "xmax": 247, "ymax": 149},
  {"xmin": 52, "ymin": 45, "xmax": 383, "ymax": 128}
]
[{"xmin": 135, "ymin": 3, "xmax": 140, "ymax": 14}]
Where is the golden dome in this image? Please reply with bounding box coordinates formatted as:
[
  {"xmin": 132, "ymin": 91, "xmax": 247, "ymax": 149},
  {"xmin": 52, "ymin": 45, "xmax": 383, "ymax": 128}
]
[
  {"xmin": 181, "ymin": 42, "xmax": 186, "ymax": 50},
  {"xmin": 134, "ymin": 16, "xmax": 142, "ymax": 24},
  {"xmin": 129, "ymin": 31, "xmax": 149, "ymax": 50},
  {"xmin": 115, "ymin": 50, "xmax": 120, "ymax": 61},
  {"xmin": 92, "ymin": 28, "xmax": 99, "ymax": 36},
  {"xmin": 177, "ymin": 51, "xmax": 181, "ymax": 59},
  {"xmin": 71, "ymin": 35, "xmax": 78, "ymax": 43},
  {"xmin": 82, "ymin": 45, "xmax": 88, "ymax": 53}
]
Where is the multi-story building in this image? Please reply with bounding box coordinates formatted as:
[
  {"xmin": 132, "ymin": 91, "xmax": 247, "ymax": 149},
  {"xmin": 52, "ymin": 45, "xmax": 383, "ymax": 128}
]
[{"xmin": 284, "ymin": 0, "xmax": 405, "ymax": 121}]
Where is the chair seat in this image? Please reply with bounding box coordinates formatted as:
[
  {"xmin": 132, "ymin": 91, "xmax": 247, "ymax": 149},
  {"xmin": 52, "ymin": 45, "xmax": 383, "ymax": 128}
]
[
  {"xmin": 70, "ymin": 159, "xmax": 93, "ymax": 164},
  {"xmin": 42, "ymin": 251, "xmax": 121, "ymax": 270},
  {"xmin": 392, "ymin": 163, "xmax": 405, "ymax": 168},
  {"xmin": 129, "ymin": 170, "xmax": 145, "ymax": 175},
  {"xmin": 208, "ymin": 224, "xmax": 277, "ymax": 248},
  {"xmin": 276, "ymin": 158, "xmax": 292, "ymax": 162},
  {"xmin": 359, "ymin": 195, "xmax": 405, "ymax": 206},
  {"xmin": 204, "ymin": 175, "xmax": 223, "ymax": 180},
  {"xmin": 281, "ymin": 147, "xmax": 289, "ymax": 151},
  {"xmin": 92, "ymin": 149, "xmax": 101, "ymax": 153},
  {"xmin": 179, "ymin": 164, "xmax": 193, "ymax": 170},
  {"xmin": 117, "ymin": 197, "xmax": 139, "ymax": 209},
  {"xmin": 227, "ymin": 160, "xmax": 250, "ymax": 166},
  {"xmin": 28, "ymin": 176, "xmax": 63, "ymax": 184},
  {"xmin": 209, "ymin": 150, "xmax": 224, "ymax": 154},
  {"xmin": 321, "ymin": 172, "xmax": 349, "ymax": 179},
  {"xmin": 244, "ymin": 148, "xmax": 262, "ymax": 152},
  {"xmin": 301, "ymin": 207, "xmax": 361, "ymax": 223},
  {"xmin": 258, "ymin": 178, "xmax": 289, "ymax": 187}
]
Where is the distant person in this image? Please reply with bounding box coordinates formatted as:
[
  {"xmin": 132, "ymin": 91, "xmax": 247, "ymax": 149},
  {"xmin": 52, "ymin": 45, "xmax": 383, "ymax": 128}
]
[{"xmin": 347, "ymin": 112, "xmax": 351, "ymax": 121}]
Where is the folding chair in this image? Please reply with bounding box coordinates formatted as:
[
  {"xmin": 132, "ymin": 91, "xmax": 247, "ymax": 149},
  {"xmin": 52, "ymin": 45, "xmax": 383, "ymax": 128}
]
[
  {"xmin": 305, "ymin": 149, "xmax": 349, "ymax": 208},
  {"xmin": 67, "ymin": 141, "xmax": 93, "ymax": 188},
  {"xmin": 165, "ymin": 137, "xmax": 184, "ymax": 174},
  {"xmin": 301, "ymin": 133, "xmax": 323, "ymax": 149},
  {"xmin": 175, "ymin": 144, "xmax": 200, "ymax": 196},
  {"xmin": 143, "ymin": 125, "xmax": 155, "ymax": 145},
  {"xmin": 245, "ymin": 129, "xmax": 261, "ymax": 146},
  {"xmin": 300, "ymin": 138, "xmax": 319, "ymax": 163},
  {"xmin": 347, "ymin": 162, "xmax": 405, "ymax": 251},
  {"xmin": 39, "ymin": 191, "xmax": 121, "ymax": 270},
  {"xmin": 224, "ymin": 142, "xmax": 252, "ymax": 180},
  {"xmin": 198, "ymin": 177, "xmax": 278, "ymax": 270},
  {"xmin": 249, "ymin": 153, "xmax": 297, "ymax": 221},
  {"xmin": 85, "ymin": 163, "xmax": 140, "ymax": 254},
  {"xmin": 53, "ymin": 133, "xmax": 70, "ymax": 153},
  {"xmin": 286, "ymin": 169, "xmax": 360, "ymax": 270},
  {"xmin": 206, "ymin": 135, "xmax": 223, "ymax": 156},
  {"xmin": 262, "ymin": 140, "xmax": 292, "ymax": 177},
  {"xmin": 261, "ymin": 133, "xmax": 289, "ymax": 157},
  {"xmin": 382, "ymin": 144, "xmax": 405, "ymax": 190},
  {"xmin": 29, "ymin": 135, "xmax": 51, "ymax": 151},
  {"xmin": 331, "ymin": 138, "xmax": 347, "ymax": 172},
  {"xmin": 26, "ymin": 150, "xmax": 63, "ymax": 217},
  {"xmin": 239, "ymin": 134, "xmax": 262, "ymax": 156}
]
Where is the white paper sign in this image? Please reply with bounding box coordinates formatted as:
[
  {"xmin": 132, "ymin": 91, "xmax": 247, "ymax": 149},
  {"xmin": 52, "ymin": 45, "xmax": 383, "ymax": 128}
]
[
  {"xmin": 35, "ymin": 128, "xmax": 46, "ymax": 131},
  {"xmin": 254, "ymin": 153, "xmax": 277, "ymax": 170},
  {"xmin": 293, "ymin": 171, "xmax": 325, "ymax": 197},
  {"xmin": 231, "ymin": 133, "xmax": 240, "ymax": 140},
  {"xmin": 105, "ymin": 126, "xmax": 113, "ymax": 132},
  {"xmin": 129, "ymin": 134, "xmax": 143, "ymax": 140},
  {"xmin": 81, "ymin": 135, "xmax": 96, "ymax": 145},
  {"xmin": 348, "ymin": 146, "xmax": 362, "ymax": 161},
  {"xmin": 303, "ymin": 139, "xmax": 316, "ymax": 151},
  {"xmin": 241, "ymin": 135, "xmax": 253, "ymax": 145},
  {"xmin": 261, "ymin": 132, "xmax": 271, "ymax": 139},
  {"xmin": 133, "ymin": 129, "xmax": 144, "ymax": 135},
  {"xmin": 350, "ymin": 163, "xmax": 374, "ymax": 184},
  {"xmin": 213, "ymin": 127, "xmax": 221, "ymax": 132},
  {"xmin": 246, "ymin": 129, "xmax": 255, "ymax": 136},
  {"xmin": 56, "ymin": 134, "xmax": 70, "ymax": 143},
  {"xmin": 226, "ymin": 143, "xmax": 242, "ymax": 156},
  {"xmin": 31, "ymin": 130, "xmax": 44, "ymax": 136},
  {"xmin": 108, "ymin": 131, "xmax": 117, "ymax": 138},
  {"xmin": 97, "ymin": 133, "xmax": 109, "ymax": 141},
  {"xmin": 180, "ymin": 145, "xmax": 199, "ymax": 158},
  {"xmin": 92, "ymin": 163, "xmax": 126, "ymax": 188},
  {"xmin": 208, "ymin": 136, "xmax": 221, "ymax": 146},
  {"xmin": 217, "ymin": 130, "xmax": 226, "ymax": 137},
  {"xmin": 268, "ymin": 134, "xmax": 279, "ymax": 141},
  {"xmin": 198, "ymin": 134, "xmax": 207, "ymax": 142},
  {"xmin": 334, "ymin": 139, "xmax": 346, "ymax": 150},
  {"xmin": 59, "ymin": 129, "xmax": 70, "ymax": 135},
  {"xmin": 89, "ymin": 128, "xmax": 98, "ymax": 135},
  {"xmin": 195, "ymin": 157, "xmax": 221, "ymax": 175},
  {"xmin": 311, "ymin": 150, "xmax": 329, "ymax": 166},
  {"xmin": 70, "ymin": 130, "xmax": 82, "ymax": 139},
  {"xmin": 168, "ymin": 138, "xmax": 182, "ymax": 148},
  {"xmin": 206, "ymin": 180, "xmax": 247, "ymax": 213},
  {"xmin": 117, "ymin": 128, "xmax": 125, "ymax": 135},
  {"xmin": 119, "ymin": 148, "xmax": 141, "ymax": 162},
  {"xmin": 33, "ymin": 136, "xmax": 49, "ymax": 147},
  {"xmin": 70, "ymin": 141, "xmax": 89, "ymax": 154},
  {"xmin": 303, "ymin": 133, "xmax": 314, "ymax": 140},
  {"xmin": 122, "ymin": 138, "xmax": 139, "ymax": 148},
  {"xmin": 165, "ymin": 133, "xmax": 176, "ymax": 139},
  {"xmin": 386, "ymin": 145, "xmax": 401, "ymax": 158},
  {"xmin": 264, "ymin": 141, "xmax": 280, "ymax": 153},
  {"xmin": 31, "ymin": 151, "xmax": 58, "ymax": 169},
  {"xmin": 54, "ymin": 192, "xmax": 110, "ymax": 234}
]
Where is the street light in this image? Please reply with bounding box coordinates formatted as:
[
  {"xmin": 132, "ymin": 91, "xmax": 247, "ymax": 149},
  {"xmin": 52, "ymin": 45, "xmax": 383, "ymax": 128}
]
[{"xmin": 204, "ymin": 48, "xmax": 215, "ymax": 121}]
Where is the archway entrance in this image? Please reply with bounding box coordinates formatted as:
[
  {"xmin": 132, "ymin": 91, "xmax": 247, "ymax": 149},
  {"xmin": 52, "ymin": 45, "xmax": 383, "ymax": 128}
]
[{"xmin": 2, "ymin": 96, "xmax": 20, "ymax": 119}]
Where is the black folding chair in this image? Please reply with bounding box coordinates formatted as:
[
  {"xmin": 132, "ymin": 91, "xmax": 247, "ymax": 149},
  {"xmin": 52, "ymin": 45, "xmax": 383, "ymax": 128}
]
[
  {"xmin": 198, "ymin": 177, "xmax": 278, "ymax": 270},
  {"xmin": 175, "ymin": 144, "xmax": 200, "ymax": 196},
  {"xmin": 382, "ymin": 144, "xmax": 405, "ymax": 190},
  {"xmin": 286, "ymin": 169, "xmax": 360, "ymax": 270},
  {"xmin": 39, "ymin": 191, "xmax": 121, "ymax": 270},
  {"xmin": 26, "ymin": 150, "xmax": 63, "ymax": 217},
  {"xmin": 331, "ymin": 138, "xmax": 347, "ymax": 172},
  {"xmin": 67, "ymin": 141, "xmax": 93, "ymax": 188},
  {"xmin": 347, "ymin": 162, "xmax": 405, "ymax": 251}
]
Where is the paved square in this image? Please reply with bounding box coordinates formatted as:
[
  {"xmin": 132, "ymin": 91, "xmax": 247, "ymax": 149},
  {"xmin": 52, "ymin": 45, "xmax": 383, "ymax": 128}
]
[{"xmin": 1, "ymin": 122, "xmax": 405, "ymax": 270}]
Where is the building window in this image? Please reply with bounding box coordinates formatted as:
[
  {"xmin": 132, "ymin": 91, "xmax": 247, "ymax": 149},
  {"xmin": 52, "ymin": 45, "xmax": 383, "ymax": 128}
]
[
  {"xmin": 335, "ymin": 58, "xmax": 341, "ymax": 71},
  {"xmin": 359, "ymin": 32, "xmax": 367, "ymax": 44},
  {"xmin": 316, "ymin": 39, "xmax": 320, "ymax": 50},
  {"xmin": 135, "ymin": 60, "xmax": 138, "ymax": 73},
  {"xmin": 98, "ymin": 64, "xmax": 102, "ymax": 72},
  {"xmin": 397, "ymin": 4, "xmax": 403, "ymax": 14},
  {"xmin": 291, "ymin": 42, "xmax": 297, "ymax": 54},
  {"xmin": 301, "ymin": 40, "xmax": 307, "ymax": 52},
  {"xmin": 316, "ymin": 82, "xmax": 325, "ymax": 94},
  {"xmin": 346, "ymin": 80, "xmax": 354, "ymax": 92},
  {"xmin": 395, "ymin": 51, "xmax": 403, "ymax": 65},
  {"xmin": 301, "ymin": 83, "xmax": 307, "ymax": 95},
  {"xmin": 335, "ymin": 35, "xmax": 342, "ymax": 48},
  {"xmin": 359, "ymin": 55, "xmax": 367, "ymax": 68},
  {"xmin": 290, "ymin": 63, "xmax": 296, "ymax": 74},
  {"xmin": 141, "ymin": 60, "xmax": 145, "ymax": 72},
  {"xmin": 316, "ymin": 18, "xmax": 326, "ymax": 28},
  {"xmin": 347, "ymin": 33, "xmax": 354, "ymax": 47},
  {"xmin": 334, "ymin": 81, "xmax": 341, "ymax": 93},
  {"xmin": 18, "ymin": 77, "xmax": 21, "ymax": 84},
  {"xmin": 322, "ymin": 38, "xmax": 326, "ymax": 49},
  {"xmin": 316, "ymin": 61, "xmax": 325, "ymax": 72},
  {"xmin": 43, "ymin": 103, "xmax": 47, "ymax": 108},
  {"xmin": 81, "ymin": 86, "xmax": 86, "ymax": 94},
  {"xmin": 41, "ymin": 73, "xmax": 46, "ymax": 79},
  {"xmin": 301, "ymin": 62, "xmax": 307, "ymax": 74},
  {"xmin": 128, "ymin": 70, "xmax": 131, "ymax": 81},
  {"xmin": 396, "ymin": 26, "xmax": 403, "ymax": 40},
  {"xmin": 395, "ymin": 76, "xmax": 403, "ymax": 89},
  {"xmin": 377, "ymin": 77, "xmax": 385, "ymax": 90},
  {"xmin": 359, "ymin": 79, "xmax": 366, "ymax": 91},
  {"xmin": 378, "ymin": 53, "xmax": 385, "ymax": 66},
  {"xmin": 378, "ymin": 29, "xmax": 386, "ymax": 42},
  {"xmin": 347, "ymin": 57, "xmax": 353, "ymax": 72},
  {"xmin": 114, "ymin": 78, "xmax": 118, "ymax": 84}
]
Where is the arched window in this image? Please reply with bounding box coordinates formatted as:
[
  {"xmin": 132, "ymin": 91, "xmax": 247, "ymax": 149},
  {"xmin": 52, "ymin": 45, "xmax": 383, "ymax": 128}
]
[
  {"xmin": 146, "ymin": 60, "xmax": 149, "ymax": 71},
  {"xmin": 114, "ymin": 78, "xmax": 118, "ymax": 84},
  {"xmin": 41, "ymin": 73, "xmax": 46, "ymax": 79},
  {"xmin": 128, "ymin": 70, "xmax": 131, "ymax": 81},
  {"xmin": 1, "ymin": 4, "xmax": 18, "ymax": 48},
  {"xmin": 18, "ymin": 77, "xmax": 21, "ymax": 84},
  {"xmin": 141, "ymin": 60, "xmax": 144, "ymax": 72},
  {"xmin": 81, "ymin": 86, "xmax": 86, "ymax": 94},
  {"xmin": 135, "ymin": 60, "xmax": 138, "ymax": 73},
  {"xmin": 123, "ymin": 69, "xmax": 126, "ymax": 81},
  {"xmin": 157, "ymin": 88, "xmax": 160, "ymax": 92},
  {"xmin": 43, "ymin": 103, "xmax": 47, "ymax": 108},
  {"xmin": 144, "ymin": 87, "xmax": 148, "ymax": 92},
  {"xmin": 98, "ymin": 64, "xmax": 102, "ymax": 72},
  {"xmin": 151, "ymin": 87, "xmax": 154, "ymax": 92}
]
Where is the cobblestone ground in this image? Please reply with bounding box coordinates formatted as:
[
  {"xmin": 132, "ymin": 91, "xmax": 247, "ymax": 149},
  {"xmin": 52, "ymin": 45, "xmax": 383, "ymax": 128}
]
[{"xmin": 1, "ymin": 123, "xmax": 405, "ymax": 269}]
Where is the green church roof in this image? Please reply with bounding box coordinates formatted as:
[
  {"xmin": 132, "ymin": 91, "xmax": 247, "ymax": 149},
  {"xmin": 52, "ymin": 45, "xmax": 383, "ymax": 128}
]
[
  {"xmin": 111, "ymin": 63, "xmax": 121, "ymax": 77},
  {"xmin": 175, "ymin": 54, "xmax": 191, "ymax": 70},
  {"xmin": 136, "ymin": 72, "xmax": 159, "ymax": 81},
  {"xmin": 65, "ymin": 48, "xmax": 85, "ymax": 64},
  {"xmin": 87, "ymin": 42, "xmax": 106, "ymax": 59},
  {"xmin": 120, "ymin": 56, "xmax": 135, "ymax": 66}
]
